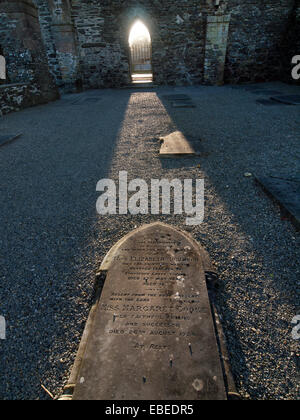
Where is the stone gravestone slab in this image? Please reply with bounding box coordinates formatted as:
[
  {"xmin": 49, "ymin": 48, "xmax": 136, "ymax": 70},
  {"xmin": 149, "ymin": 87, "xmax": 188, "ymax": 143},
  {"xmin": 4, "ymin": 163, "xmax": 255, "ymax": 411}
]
[
  {"xmin": 159, "ymin": 131, "xmax": 196, "ymax": 158},
  {"xmin": 72, "ymin": 223, "xmax": 227, "ymax": 400},
  {"xmin": 256, "ymin": 176, "xmax": 300, "ymax": 230},
  {"xmin": 172, "ymin": 102, "xmax": 196, "ymax": 108},
  {"xmin": 256, "ymin": 99, "xmax": 288, "ymax": 107},
  {"xmin": 162, "ymin": 94, "xmax": 191, "ymax": 101}
]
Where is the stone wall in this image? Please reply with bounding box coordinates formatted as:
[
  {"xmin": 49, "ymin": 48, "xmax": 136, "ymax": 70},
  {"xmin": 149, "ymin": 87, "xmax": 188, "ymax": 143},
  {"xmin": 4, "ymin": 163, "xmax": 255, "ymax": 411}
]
[
  {"xmin": 0, "ymin": 0, "xmax": 59, "ymax": 110},
  {"xmin": 1, "ymin": 0, "xmax": 299, "ymax": 95},
  {"xmin": 68, "ymin": 0, "xmax": 299, "ymax": 88},
  {"xmin": 70, "ymin": 0, "xmax": 215, "ymax": 88},
  {"xmin": 0, "ymin": 82, "xmax": 46, "ymax": 116},
  {"xmin": 33, "ymin": 0, "xmax": 63, "ymax": 85},
  {"xmin": 225, "ymin": 0, "xmax": 295, "ymax": 84},
  {"xmin": 280, "ymin": 0, "xmax": 300, "ymax": 85}
]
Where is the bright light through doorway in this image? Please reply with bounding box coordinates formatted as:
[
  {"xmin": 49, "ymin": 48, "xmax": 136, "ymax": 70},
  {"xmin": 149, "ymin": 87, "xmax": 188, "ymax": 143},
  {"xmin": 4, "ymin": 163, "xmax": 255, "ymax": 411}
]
[
  {"xmin": 129, "ymin": 21, "xmax": 151, "ymax": 47},
  {"xmin": 129, "ymin": 21, "xmax": 153, "ymax": 84}
]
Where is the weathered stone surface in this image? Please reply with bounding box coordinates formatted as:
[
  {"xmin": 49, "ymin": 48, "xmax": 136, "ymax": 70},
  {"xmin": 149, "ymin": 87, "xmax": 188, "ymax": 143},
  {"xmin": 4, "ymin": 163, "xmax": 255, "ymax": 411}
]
[
  {"xmin": 0, "ymin": 0, "xmax": 59, "ymax": 116},
  {"xmin": 204, "ymin": 14, "xmax": 231, "ymax": 85},
  {"xmin": 256, "ymin": 176, "xmax": 300, "ymax": 230},
  {"xmin": 172, "ymin": 101, "xmax": 196, "ymax": 108},
  {"xmin": 225, "ymin": 0, "xmax": 297, "ymax": 85},
  {"xmin": 32, "ymin": 0, "xmax": 298, "ymax": 90},
  {"xmin": 159, "ymin": 131, "xmax": 196, "ymax": 158},
  {"xmin": 0, "ymin": 83, "xmax": 52, "ymax": 117},
  {"xmin": 1, "ymin": 0, "xmax": 299, "ymax": 105},
  {"xmin": 162, "ymin": 94, "xmax": 191, "ymax": 101},
  {"xmin": 72, "ymin": 223, "xmax": 227, "ymax": 400}
]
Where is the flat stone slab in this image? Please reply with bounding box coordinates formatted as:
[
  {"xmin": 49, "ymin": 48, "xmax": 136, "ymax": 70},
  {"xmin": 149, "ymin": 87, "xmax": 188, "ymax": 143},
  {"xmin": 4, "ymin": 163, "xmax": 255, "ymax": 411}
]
[
  {"xmin": 256, "ymin": 176, "xmax": 300, "ymax": 230},
  {"xmin": 0, "ymin": 133, "xmax": 22, "ymax": 148},
  {"xmin": 159, "ymin": 131, "xmax": 196, "ymax": 158},
  {"xmin": 271, "ymin": 95, "xmax": 300, "ymax": 105},
  {"xmin": 72, "ymin": 223, "xmax": 227, "ymax": 400},
  {"xmin": 172, "ymin": 101, "xmax": 196, "ymax": 108},
  {"xmin": 256, "ymin": 99, "xmax": 289, "ymax": 107},
  {"xmin": 162, "ymin": 94, "xmax": 191, "ymax": 101},
  {"xmin": 249, "ymin": 90, "xmax": 282, "ymax": 96}
]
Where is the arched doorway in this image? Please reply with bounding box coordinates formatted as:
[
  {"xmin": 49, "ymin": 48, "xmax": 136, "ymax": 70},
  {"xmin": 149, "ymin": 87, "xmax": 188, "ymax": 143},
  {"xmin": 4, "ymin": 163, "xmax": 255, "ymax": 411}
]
[{"xmin": 129, "ymin": 20, "xmax": 153, "ymax": 84}]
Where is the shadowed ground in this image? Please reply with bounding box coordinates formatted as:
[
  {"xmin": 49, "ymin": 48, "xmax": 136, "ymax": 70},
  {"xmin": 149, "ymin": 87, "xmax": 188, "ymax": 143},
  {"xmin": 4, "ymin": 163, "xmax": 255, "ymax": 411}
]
[{"xmin": 0, "ymin": 82, "xmax": 299, "ymax": 400}]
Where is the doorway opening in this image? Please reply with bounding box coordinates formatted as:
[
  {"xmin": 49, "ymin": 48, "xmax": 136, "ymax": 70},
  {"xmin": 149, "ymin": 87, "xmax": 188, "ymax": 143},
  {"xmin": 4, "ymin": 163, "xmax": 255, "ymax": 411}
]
[{"xmin": 129, "ymin": 21, "xmax": 153, "ymax": 84}]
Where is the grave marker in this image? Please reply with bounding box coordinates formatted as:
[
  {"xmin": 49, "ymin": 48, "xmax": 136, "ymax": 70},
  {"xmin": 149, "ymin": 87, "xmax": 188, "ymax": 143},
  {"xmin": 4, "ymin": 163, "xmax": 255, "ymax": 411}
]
[
  {"xmin": 172, "ymin": 102, "xmax": 196, "ymax": 108},
  {"xmin": 256, "ymin": 176, "xmax": 300, "ymax": 230},
  {"xmin": 70, "ymin": 223, "xmax": 228, "ymax": 400},
  {"xmin": 159, "ymin": 131, "xmax": 196, "ymax": 158}
]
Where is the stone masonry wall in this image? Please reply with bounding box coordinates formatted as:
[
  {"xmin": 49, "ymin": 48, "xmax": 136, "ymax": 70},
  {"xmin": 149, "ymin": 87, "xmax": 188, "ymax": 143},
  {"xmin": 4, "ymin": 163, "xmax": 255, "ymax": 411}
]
[
  {"xmin": 1, "ymin": 0, "xmax": 298, "ymax": 93},
  {"xmin": 0, "ymin": 0, "xmax": 59, "ymax": 107},
  {"xmin": 225, "ymin": 0, "xmax": 296, "ymax": 84},
  {"xmin": 71, "ymin": 0, "xmax": 215, "ymax": 88},
  {"xmin": 280, "ymin": 0, "xmax": 300, "ymax": 85},
  {"xmin": 33, "ymin": 0, "xmax": 63, "ymax": 85},
  {"xmin": 0, "ymin": 82, "xmax": 44, "ymax": 116},
  {"xmin": 69, "ymin": 0, "xmax": 298, "ymax": 88}
]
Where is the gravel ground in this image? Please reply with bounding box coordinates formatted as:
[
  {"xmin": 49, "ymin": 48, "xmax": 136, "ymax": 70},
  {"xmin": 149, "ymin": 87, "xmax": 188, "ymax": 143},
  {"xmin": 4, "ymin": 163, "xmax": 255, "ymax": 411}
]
[{"xmin": 0, "ymin": 82, "xmax": 299, "ymax": 400}]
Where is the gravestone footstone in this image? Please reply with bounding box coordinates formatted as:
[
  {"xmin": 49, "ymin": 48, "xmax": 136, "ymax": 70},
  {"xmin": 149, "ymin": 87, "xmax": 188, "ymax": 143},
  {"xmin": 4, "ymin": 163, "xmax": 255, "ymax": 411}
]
[
  {"xmin": 70, "ymin": 223, "xmax": 229, "ymax": 400},
  {"xmin": 172, "ymin": 102, "xmax": 196, "ymax": 108},
  {"xmin": 256, "ymin": 99, "xmax": 288, "ymax": 107},
  {"xmin": 256, "ymin": 176, "xmax": 300, "ymax": 230},
  {"xmin": 159, "ymin": 131, "xmax": 196, "ymax": 158},
  {"xmin": 162, "ymin": 94, "xmax": 191, "ymax": 101}
]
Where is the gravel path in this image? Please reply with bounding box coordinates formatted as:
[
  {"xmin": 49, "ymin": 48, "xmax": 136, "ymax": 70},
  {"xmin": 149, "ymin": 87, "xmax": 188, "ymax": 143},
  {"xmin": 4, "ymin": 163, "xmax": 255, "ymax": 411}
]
[{"xmin": 0, "ymin": 83, "xmax": 299, "ymax": 400}]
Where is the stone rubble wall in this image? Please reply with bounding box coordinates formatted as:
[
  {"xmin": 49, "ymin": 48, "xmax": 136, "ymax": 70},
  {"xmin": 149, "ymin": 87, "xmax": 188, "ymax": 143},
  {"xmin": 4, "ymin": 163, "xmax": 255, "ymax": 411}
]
[
  {"xmin": 0, "ymin": 82, "xmax": 46, "ymax": 116},
  {"xmin": 1, "ymin": 0, "xmax": 299, "ymax": 99},
  {"xmin": 225, "ymin": 0, "xmax": 296, "ymax": 84},
  {"xmin": 70, "ymin": 0, "xmax": 213, "ymax": 88},
  {"xmin": 0, "ymin": 0, "xmax": 59, "ymax": 115},
  {"xmin": 68, "ymin": 0, "xmax": 298, "ymax": 88},
  {"xmin": 33, "ymin": 0, "xmax": 63, "ymax": 85},
  {"xmin": 280, "ymin": 0, "xmax": 300, "ymax": 85}
]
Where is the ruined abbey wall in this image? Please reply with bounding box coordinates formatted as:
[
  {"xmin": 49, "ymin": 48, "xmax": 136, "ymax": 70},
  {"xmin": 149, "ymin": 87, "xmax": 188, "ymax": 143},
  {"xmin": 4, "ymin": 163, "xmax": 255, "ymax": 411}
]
[
  {"xmin": 44, "ymin": 0, "xmax": 298, "ymax": 90},
  {"xmin": 225, "ymin": 0, "xmax": 296, "ymax": 83},
  {"xmin": 0, "ymin": 0, "xmax": 299, "ymax": 113},
  {"xmin": 71, "ymin": 0, "xmax": 215, "ymax": 88},
  {"xmin": 0, "ymin": 0, "xmax": 59, "ymax": 114}
]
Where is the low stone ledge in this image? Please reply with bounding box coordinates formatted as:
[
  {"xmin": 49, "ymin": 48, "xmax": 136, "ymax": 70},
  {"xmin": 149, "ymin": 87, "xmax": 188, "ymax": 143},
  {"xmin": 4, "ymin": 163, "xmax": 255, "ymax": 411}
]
[{"xmin": 0, "ymin": 82, "xmax": 58, "ymax": 116}]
